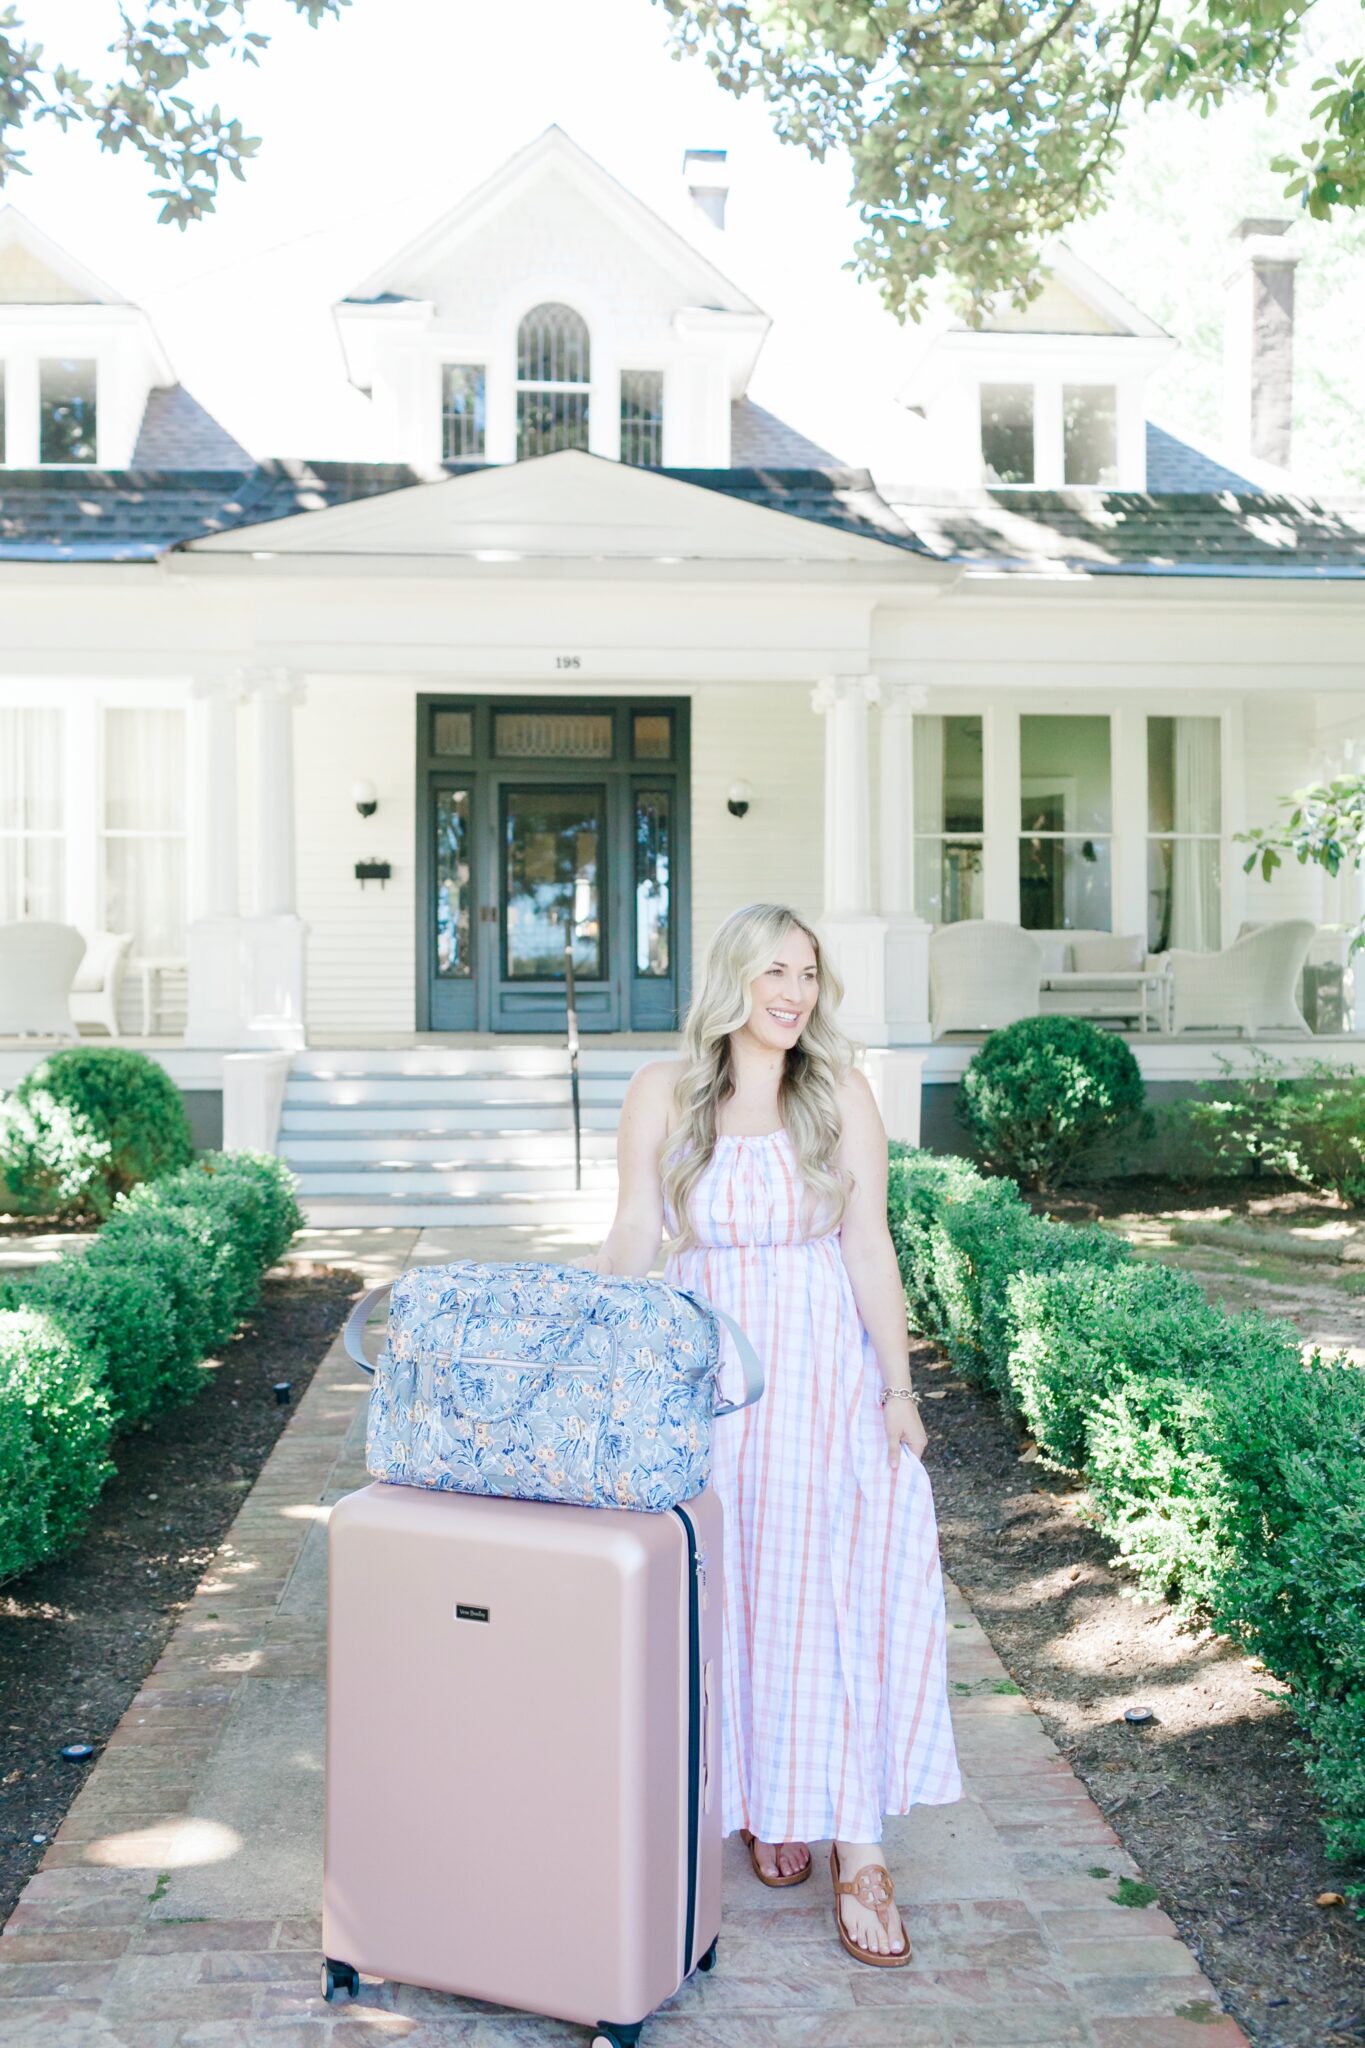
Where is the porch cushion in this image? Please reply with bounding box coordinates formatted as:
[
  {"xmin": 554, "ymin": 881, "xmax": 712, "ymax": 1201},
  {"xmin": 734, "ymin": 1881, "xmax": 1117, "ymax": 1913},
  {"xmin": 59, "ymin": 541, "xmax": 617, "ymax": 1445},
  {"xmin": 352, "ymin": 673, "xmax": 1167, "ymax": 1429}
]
[
  {"xmin": 1069, "ymin": 931, "xmax": 1145, "ymax": 972},
  {"xmin": 1035, "ymin": 937, "xmax": 1071, "ymax": 975}
]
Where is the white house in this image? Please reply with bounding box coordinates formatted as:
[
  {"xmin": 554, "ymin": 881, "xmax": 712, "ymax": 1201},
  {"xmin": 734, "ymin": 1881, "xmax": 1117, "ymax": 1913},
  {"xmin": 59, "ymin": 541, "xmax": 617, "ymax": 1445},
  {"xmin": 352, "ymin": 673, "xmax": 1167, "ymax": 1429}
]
[{"xmin": 1, "ymin": 129, "xmax": 1362, "ymax": 1220}]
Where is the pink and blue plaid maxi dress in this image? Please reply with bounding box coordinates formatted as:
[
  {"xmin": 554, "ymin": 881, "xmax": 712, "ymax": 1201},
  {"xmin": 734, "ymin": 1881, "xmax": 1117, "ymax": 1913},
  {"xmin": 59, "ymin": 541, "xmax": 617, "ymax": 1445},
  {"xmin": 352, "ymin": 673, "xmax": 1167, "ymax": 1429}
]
[{"xmin": 663, "ymin": 1128, "xmax": 962, "ymax": 1844}]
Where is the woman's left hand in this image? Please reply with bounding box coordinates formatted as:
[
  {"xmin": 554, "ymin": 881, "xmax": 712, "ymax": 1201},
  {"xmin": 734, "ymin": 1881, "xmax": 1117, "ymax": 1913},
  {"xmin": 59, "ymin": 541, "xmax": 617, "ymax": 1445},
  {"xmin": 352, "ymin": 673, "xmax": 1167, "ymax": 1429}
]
[{"xmin": 884, "ymin": 1396, "xmax": 928, "ymax": 1467}]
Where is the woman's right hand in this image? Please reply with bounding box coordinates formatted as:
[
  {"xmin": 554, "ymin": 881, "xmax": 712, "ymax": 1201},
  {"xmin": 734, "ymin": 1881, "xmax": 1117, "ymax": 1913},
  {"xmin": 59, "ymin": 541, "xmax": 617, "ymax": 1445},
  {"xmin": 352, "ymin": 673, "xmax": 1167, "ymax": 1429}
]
[{"xmin": 572, "ymin": 1249, "xmax": 612, "ymax": 1274}]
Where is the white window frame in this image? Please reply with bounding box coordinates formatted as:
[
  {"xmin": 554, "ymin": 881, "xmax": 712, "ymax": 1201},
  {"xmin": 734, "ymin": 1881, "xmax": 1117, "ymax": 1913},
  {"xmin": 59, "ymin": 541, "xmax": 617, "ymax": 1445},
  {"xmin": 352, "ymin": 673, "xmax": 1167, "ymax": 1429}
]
[{"xmin": 99, "ymin": 705, "xmax": 189, "ymax": 959}]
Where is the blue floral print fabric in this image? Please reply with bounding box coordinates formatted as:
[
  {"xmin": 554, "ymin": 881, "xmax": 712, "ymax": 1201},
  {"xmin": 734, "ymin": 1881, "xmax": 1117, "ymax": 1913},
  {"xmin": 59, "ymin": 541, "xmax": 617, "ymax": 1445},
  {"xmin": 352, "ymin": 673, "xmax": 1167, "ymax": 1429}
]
[{"xmin": 365, "ymin": 1259, "xmax": 724, "ymax": 1511}]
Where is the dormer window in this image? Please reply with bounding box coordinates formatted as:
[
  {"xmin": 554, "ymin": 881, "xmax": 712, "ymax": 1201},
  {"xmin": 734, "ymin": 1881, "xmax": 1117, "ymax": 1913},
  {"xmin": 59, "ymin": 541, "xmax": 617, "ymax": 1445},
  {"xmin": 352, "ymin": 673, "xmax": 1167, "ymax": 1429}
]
[
  {"xmin": 620, "ymin": 370, "xmax": 664, "ymax": 467},
  {"xmin": 39, "ymin": 358, "xmax": 97, "ymax": 464},
  {"xmin": 517, "ymin": 303, "xmax": 589, "ymax": 459},
  {"xmin": 441, "ymin": 364, "xmax": 486, "ymax": 460},
  {"xmin": 1063, "ymin": 384, "xmax": 1118, "ymax": 486},
  {"xmin": 981, "ymin": 383, "xmax": 1034, "ymax": 486}
]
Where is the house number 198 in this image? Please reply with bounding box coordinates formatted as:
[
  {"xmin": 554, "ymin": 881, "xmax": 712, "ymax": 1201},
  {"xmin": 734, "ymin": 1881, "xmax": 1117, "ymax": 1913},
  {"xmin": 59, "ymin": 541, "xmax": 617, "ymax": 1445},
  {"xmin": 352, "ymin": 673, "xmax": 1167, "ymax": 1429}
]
[{"xmin": 554, "ymin": 655, "xmax": 582, "ymax": 670}]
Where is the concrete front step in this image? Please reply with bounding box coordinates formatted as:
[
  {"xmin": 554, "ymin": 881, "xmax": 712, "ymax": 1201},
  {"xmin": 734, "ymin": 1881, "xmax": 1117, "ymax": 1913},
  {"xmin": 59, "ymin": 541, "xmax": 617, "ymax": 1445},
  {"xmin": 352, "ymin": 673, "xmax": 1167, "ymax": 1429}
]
[
  {"xmin": 291, "ymin": 1048, "xmax": 658, "ymax": 1079},
  {"xmin": 280, "ymin": 1105, "xmax": 622, "ymax": 1138},
  {"xmin": 280, "ymin": 1130, "xmax": 617, "ymax": 1165},
  {"xmin": 290, "ymin": 1161, "xmax": 618, "ymax": 1196},
  {"xmin": 297, "ymin": 1190, "xmax": 619, "ymax": 1227}
]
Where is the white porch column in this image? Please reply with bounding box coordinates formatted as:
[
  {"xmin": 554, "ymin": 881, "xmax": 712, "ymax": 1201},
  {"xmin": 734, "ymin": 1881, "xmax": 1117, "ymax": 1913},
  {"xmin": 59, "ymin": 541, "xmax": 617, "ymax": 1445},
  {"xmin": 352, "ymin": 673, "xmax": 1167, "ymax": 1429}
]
[
  {"xmin": 812, "ymin": 673, "xmax": 930, "ymax": 1051},
  {"xmin": 814, "ymin": 673, "xmax": 880, "ymax": 916},
  {"xmin": 185, "ymin": 675, "xmax": 245, "ymax": 1048},
  {"xmin": 184, "ymin": 667, "xmax": 306, "ymax": 1050},
  {"xmin": 243, "ymin": 668, "xmax": 306, "ymax": 1047},
  {"xmin": 878, "ymin": 683, "xmax": 933, "ymax": 1045},
  {"xmin": 253, "ymin": 668, "xmax": 301, "ymax": 919}
]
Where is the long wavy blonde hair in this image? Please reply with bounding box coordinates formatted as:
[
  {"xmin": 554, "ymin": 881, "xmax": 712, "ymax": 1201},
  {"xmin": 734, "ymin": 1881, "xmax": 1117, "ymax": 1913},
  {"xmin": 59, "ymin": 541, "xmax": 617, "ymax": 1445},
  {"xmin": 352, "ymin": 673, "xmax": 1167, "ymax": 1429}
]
[{"xmin": 661, "ymin": 902, "xmax": 857, "ymax": 1255}]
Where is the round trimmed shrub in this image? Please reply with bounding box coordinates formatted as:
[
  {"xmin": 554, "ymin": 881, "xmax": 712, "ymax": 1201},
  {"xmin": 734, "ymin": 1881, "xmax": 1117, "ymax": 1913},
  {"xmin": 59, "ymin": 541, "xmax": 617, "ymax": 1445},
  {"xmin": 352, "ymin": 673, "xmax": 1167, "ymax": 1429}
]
[
  {"xmin": 0, "ymin": 1309, "xmax": 114, "ymax": 1583},
  {"xmin": 0, "ymin": 1047, "xmax": 193, "ymax": 1222},
  {"xmin": 959, "ymin": 1015, "xmax": 1150, "ymax": 1189},
  {"xmin": 0, "ymin": 1258, "xmax": 186, "ymax": 1431}
]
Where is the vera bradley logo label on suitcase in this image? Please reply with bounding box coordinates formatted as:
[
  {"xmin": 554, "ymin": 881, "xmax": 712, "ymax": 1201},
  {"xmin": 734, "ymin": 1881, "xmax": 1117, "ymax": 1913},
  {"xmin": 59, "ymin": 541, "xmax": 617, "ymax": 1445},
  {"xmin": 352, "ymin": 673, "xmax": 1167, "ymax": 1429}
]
[{"xmin": 454, "ymin": 1603, "xmax": 490, "ymax": 1623}]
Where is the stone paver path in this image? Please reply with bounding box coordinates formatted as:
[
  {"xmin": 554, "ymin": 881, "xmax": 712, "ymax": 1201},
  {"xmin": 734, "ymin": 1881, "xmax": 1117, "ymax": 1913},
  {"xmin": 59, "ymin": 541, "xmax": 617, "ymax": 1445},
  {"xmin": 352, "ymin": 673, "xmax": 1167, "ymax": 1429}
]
[{"xmin": 0, "ymin": 1224, "xmax": 1249, "ymax": 2048}]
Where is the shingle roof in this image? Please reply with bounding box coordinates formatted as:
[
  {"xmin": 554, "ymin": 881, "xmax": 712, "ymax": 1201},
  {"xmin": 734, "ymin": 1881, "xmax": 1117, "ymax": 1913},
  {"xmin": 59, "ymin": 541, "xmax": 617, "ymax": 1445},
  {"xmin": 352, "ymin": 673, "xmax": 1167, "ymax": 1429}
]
[
  {"xmin": 729, "ymin": 398, "xmax": 844, "ymax": 468},
  {"xmin": 0, "ymin": 458, "xmax": 933, "ymax": 560},
  {"xmin": 1144, "ymin": 421, "xmax": 1258, "ymax": 493},
  {"xmin": 132, "ymin": 384, "xmax": 253, "ymax": 470},
  {"xmin": 2, "ymin": 456, "xmax": 1364, "ymax": 578},
  {"xmin": 882, "ymin": 485, "xmax": 1365, "ymax": 577}
]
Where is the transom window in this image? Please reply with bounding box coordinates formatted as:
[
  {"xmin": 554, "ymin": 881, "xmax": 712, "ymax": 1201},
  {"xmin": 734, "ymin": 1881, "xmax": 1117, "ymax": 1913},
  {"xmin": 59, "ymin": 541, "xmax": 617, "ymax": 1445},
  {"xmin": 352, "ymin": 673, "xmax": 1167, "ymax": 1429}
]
[{"xmin": 516, "ymin": 302, "xmax": 590, "ymax": 460}]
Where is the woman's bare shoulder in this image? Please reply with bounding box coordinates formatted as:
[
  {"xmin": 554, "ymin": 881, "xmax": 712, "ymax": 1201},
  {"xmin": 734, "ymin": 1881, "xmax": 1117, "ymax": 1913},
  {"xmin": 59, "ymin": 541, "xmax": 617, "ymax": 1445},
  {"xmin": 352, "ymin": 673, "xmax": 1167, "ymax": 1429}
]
[
  {"xmin": 622, "ymin": 1057, "xmax": 688, "ymax": 1124},
  {"xmin": 832, "ymin": 1064, "xmax": 883, "ymax": 1140}
]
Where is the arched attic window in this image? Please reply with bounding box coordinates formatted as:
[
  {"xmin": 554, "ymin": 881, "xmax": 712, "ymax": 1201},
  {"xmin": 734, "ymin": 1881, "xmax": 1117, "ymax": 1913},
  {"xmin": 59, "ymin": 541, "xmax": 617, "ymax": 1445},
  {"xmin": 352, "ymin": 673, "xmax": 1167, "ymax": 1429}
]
[{"xmin": 516, "ymin": 302, "xmax": 590, "ymax": 460}]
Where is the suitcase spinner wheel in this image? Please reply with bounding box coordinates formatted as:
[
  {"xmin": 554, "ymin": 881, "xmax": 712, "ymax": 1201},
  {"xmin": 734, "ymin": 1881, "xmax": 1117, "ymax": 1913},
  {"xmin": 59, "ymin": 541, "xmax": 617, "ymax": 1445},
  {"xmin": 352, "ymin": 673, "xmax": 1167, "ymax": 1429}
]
[
  {"xmin": 321, "ymin": 1957, "xmax": 360, "ymax": 2001},
  {"xmin": 591, "ymin": 2029, "xmax": 642, "ymax": 2048}
]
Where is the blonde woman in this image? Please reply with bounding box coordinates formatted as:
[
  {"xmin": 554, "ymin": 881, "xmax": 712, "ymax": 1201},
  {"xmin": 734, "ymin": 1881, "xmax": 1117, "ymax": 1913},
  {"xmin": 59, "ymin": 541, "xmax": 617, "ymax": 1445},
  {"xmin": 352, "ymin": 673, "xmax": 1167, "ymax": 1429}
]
[{"xmin": 585, "ymin": 902, "xmax": 961, "ymax": 1965}]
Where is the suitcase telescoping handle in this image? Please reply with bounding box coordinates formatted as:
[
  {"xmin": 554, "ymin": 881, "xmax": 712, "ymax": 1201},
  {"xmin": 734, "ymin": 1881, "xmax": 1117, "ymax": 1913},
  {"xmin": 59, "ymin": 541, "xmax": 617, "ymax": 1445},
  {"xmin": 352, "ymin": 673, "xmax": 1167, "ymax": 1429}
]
[{"xmin": 342, "ymin": 1282, "xmax": 765, "ymax": 1418}]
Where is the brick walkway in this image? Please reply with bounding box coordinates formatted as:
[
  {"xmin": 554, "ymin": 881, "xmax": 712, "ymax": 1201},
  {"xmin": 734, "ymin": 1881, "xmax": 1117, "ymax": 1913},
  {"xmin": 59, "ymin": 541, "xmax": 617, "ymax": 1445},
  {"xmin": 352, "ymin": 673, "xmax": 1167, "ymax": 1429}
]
[{"xmin": 0, "ymin": 1225, "xmax": 1249, "ymax": 2048}]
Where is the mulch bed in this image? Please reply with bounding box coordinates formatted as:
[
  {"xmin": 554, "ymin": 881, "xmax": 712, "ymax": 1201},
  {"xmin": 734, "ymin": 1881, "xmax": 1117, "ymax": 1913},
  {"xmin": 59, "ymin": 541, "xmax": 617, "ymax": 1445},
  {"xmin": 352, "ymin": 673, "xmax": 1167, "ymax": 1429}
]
[
  {"xmin": 0, "ymin": 1260, "xmax": 361, "ymax": 1928},
  {"xmin": 920, "ymin": 1326, "xmax": 1365, "ymax": 2048}
]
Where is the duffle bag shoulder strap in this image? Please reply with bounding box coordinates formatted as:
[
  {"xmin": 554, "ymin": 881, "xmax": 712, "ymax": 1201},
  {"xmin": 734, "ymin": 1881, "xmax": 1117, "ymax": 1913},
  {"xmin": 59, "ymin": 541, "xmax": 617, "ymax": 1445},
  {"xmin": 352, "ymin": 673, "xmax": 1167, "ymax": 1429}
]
[{"xmin": 676, "ymin": 1294, "xmax": 765, "ymax": 1418}]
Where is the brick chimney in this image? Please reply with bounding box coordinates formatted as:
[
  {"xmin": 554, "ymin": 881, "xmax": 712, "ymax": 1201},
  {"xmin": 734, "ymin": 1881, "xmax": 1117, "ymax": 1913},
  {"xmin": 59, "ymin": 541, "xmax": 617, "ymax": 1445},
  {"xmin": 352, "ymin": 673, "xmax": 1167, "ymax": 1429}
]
[
  {"xmin": 683, "ymin": 148, "xmax": 729, "ymax": 230},
  {"xmin": 1223, "ymin": 216, "xmax": 1300, "ymax": 471}
]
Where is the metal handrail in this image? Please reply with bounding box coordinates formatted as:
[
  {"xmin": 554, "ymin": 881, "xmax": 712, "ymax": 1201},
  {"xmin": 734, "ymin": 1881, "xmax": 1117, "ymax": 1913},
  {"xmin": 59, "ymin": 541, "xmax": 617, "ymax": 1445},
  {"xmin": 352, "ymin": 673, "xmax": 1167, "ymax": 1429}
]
[{"xmin": 563, "ymin": 924, "xmax": 582, "ymax": 1193}]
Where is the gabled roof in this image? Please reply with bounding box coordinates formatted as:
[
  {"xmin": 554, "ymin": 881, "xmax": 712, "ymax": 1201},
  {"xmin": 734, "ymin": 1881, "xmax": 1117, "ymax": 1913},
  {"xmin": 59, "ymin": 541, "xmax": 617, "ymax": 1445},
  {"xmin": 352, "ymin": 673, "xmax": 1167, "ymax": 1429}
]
[
  {"xmin": 179, "ymin": 448, "xmax": 933, "ymax": 567},
  {"xmin": 0, "ymin": 456, "xmax": 932, "ymax": 565},
  {"xmin": 0, "ymin": 205, "xmax": 126, "ymax": 305},
  {"xmin": 342, "ymin": 126, "xmax": 764, "ymax": 319}
]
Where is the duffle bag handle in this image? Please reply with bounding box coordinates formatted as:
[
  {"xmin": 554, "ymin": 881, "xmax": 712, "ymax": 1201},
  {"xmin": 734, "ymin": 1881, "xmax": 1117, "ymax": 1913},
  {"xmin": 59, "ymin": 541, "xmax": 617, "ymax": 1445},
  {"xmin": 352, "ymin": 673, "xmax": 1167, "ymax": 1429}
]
[{"xmin": 344, "ymin": 1281, "xmax": 392, "ymax": 1377}]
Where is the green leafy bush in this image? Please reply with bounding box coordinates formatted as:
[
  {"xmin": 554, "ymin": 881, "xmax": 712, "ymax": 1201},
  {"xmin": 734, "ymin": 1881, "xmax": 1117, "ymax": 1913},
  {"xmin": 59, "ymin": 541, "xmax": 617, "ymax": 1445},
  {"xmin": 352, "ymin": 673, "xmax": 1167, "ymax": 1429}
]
[
  {"xmin": 886, "ymin": 1139, "xmax": 1365, "ymax": 1901},
  {"xmin": 0, "ymin": 1258, "xmax": 183, "ymax": 1431},
  {"xmin": 0, "ymin": 1310, "xmax": 114, "ymax": 1583},
  {"xmin": 1277, "ymin": 1067, "xmax": 1365, "ymax": 1207},
  {"xmin": 959, "ymin": 1015, "xmax": 1151, "ymax": 1189},
  {"xmin": 0, "ymin": 1047, "xmax": 193, "ymax": 1221},
  {"xmin": 0, "ymin": 1151, "xmax": 301, "ymax": 1580},
  {"xmin": 886, "ymin": 1145, "xmax": 1127, "ymax": 1404}
]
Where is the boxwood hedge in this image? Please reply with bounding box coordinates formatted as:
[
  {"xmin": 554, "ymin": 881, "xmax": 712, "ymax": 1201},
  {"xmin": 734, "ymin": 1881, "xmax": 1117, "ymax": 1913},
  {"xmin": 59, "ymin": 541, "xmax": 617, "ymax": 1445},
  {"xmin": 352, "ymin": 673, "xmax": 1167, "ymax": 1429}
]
[
  {"xmin": 887, "ymin": 1141, "xmax": 1365, "ymax": 1895},
  {"xmin": 0, "ymin": 1152, "xmax": 302, "ymax": 1583}
]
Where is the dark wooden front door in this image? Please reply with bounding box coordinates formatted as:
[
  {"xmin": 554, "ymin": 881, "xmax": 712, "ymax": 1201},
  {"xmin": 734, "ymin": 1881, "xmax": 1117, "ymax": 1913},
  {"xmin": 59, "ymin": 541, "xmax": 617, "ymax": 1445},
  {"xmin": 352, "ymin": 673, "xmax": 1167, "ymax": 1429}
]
[{"xmin": 417, "ymin": 696, "xmax": 689, "ymax": 1034}]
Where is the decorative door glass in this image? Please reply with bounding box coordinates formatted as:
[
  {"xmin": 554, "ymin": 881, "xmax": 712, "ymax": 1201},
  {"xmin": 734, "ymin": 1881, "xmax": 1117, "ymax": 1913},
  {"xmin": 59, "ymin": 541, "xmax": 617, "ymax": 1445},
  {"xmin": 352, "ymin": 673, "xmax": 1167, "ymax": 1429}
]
[
  {"xmin": 504, "ymin": 786, "xmax": 603, "ymax": 978},
  {"xmin": 634, "ymin": 789, "xmax": 671, "ymax": 975},
  {"xmin": 435, "ymin": 786, "xmax": 473, "ymax": 976}
]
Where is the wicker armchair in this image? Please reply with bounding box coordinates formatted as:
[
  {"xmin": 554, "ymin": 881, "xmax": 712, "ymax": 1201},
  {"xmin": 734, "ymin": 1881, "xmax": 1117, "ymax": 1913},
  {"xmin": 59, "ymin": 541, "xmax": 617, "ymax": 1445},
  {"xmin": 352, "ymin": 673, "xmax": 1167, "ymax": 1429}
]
[
  {"xmin": 929, "ymin": 921, "xmax": 1042, "ymax": 1038},
  {"xmin": 0, "ymin": 921, "xmax": 84, "ymax": 1037},
  {"xmin": 1166, "ymin": 919, "xmax": 1315, "ymax": 1036}
]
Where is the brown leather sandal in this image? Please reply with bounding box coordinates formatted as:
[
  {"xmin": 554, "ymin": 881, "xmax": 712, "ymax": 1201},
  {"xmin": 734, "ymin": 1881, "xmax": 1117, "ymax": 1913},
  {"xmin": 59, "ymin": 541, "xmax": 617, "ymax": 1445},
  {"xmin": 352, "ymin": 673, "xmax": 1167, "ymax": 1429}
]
[
  {"xmin": 739, "ymin": 1828, "xmax": 812, "ymax": 1887},
  {"xmin": 829, "ymin": 1845, "xmax": 911, "ymax": 1966}
]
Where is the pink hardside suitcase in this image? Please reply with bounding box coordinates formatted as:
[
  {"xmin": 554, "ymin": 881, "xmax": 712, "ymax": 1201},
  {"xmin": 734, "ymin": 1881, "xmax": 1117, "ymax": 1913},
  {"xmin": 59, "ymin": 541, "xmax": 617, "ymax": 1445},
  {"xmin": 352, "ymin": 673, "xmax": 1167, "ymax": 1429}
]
[{"xmin": 321, "ymin": 1479, "xmax": 724, "ymax": 2046}]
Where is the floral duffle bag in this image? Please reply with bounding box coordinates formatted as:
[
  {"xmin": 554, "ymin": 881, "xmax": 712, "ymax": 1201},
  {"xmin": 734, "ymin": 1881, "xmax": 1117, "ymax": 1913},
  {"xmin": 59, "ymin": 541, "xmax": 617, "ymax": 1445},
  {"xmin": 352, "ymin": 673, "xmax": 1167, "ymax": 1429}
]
[{"xmin": 343, "ymin": 1258, "xmax": 764, "ymax": 1512}]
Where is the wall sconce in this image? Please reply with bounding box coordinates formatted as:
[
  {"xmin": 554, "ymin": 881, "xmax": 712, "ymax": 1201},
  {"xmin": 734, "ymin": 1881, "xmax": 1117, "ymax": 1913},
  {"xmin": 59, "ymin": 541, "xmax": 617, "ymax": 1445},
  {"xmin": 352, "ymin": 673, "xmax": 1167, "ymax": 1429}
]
[
  {"xmin": 727, "ymin": 779, "xmax": 752, "ymax": 819},
  {"xmin": 353, "ymin": 778, "xmax": 378, "ymax": 819}
]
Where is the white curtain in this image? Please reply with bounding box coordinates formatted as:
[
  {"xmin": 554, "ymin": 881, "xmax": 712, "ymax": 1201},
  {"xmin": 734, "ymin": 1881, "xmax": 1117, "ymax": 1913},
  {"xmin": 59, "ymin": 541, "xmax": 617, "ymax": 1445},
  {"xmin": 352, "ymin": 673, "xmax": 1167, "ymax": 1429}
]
[
  {"xmin": 0, "ymin": 708, "xmax": 64, "ymax": 921},
  {"xmin": 1170, "ymin": 717, "xmax": 1221, "ymax": 949},
  {"xmin": 103, "ymin": 709, "xmax": 186, "ymax": 954}
]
